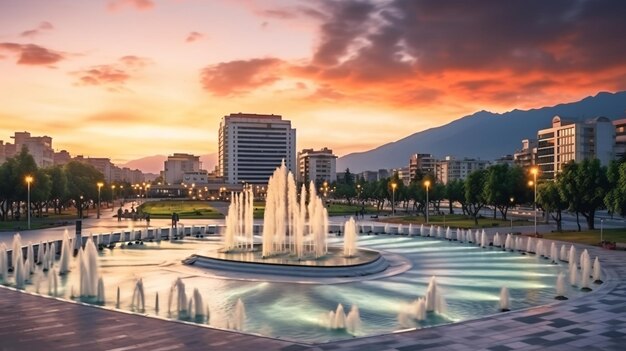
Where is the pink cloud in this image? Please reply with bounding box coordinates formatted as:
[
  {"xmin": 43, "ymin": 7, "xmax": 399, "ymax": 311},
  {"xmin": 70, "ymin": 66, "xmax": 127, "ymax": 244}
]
[
  {"xmin": 74, "ymin": 55, "xmax": 151, "ymax": 91},
  {"xmin": 185, "ymin": 31, "xmax": 204, "ymax": 43},
  {"xmin": 107, "ymin": 0, "xmax": 155, "ymax": 12},
  {"xmin": 0, "ymin": 42, "xmax": 64, "ymax": 65},
  {"xmin": 20, "ymin": 21, "xmax": 54, "ymax": 39},
  {"xmin": 200, "ymin": 58, "xmax": 284, "ymax": 96}
]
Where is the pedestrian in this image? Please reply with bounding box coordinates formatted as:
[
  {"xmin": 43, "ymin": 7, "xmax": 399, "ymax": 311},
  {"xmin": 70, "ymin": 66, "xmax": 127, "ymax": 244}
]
[
  {"xmin": 146, "ymin": 213, "xmax": 151, "ymax": 226},
  {"xmin": 117, "ymin": 207, "xmax": 123, "ymax": 222},
  {"xmin": 172, "ymin": 212, "xmax": 177, "ymax": 228}
]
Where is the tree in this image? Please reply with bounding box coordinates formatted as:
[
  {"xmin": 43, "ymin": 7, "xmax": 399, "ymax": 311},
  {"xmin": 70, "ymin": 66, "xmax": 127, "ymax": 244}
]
[
  {"xmin": 64, "ymin": 161, "xmax": 105, "ymax": 217},
  {"xmin": 0, "ymin": 146, "xmax": 38, "ymax": 221},
  {"xmin": 46, "ymin": 166, "xmax": 68, "ymax": 214},
  {"xmin": 444, "ymin": 179, "xmax": 465, "ymax": 215},
  {"xmin": 537, "ymin": 181, "xmax": 567, "ymax": 231},
  {"xmin": 465, "ymin": 169, "xmax": 487, "ymax": 225},
  {"xmin": 559, "ymin": 159, "xmax": 607, "ymax": 230},
  {"xmin": 483, "ymin": 164, "xmax": 526, "ymax": 220},
  {"xmin": 604, "ymin": 161, "xmax": 626, "ymax": 217}
]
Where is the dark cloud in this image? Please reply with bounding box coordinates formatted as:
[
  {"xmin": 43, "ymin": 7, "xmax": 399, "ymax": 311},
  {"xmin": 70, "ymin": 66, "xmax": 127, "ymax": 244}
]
[
  {"xmin": 20, "ymin": 21, "xmax": 54, "ymax": 38},
  {"xmin": 0, "ymin": 42, "xmax": 64, "ymax": 65},
  {"xmin": 200, "ymin": 58, "xmax": 284, "ymax": 96},
  {"xmin": 185, "ymin": 32, "xmax": 204, "ymax": 43}
]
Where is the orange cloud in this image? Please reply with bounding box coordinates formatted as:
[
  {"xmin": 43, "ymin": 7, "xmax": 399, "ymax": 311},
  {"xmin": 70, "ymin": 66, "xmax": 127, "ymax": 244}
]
[
  {"xmin": 185, "ymin": 31, "xmax": 204, "ymax": 43},
  {"xmin": 0, "ymin": 42, "xmax": 64, "ymax": 65},
  {"xmin": 107, "ymin": 0, "xmax": 154, "ymax": 12},
  {"xmin": 74, "ymin": 55, "xmax": 151, "ymax": 91},
  {"xmin": 20, "ymin": 21, "xmax": 54, "ymax": 38},
  {"xmin": 200, "ymin": 58, "xmax": 284, "ymax": 96}
]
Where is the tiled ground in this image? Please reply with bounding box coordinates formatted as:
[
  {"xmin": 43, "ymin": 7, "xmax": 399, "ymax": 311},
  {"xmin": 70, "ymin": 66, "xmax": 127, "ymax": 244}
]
[{"xmin": 1, "ymin": 239, "xmax": 625, "ymax": 351}]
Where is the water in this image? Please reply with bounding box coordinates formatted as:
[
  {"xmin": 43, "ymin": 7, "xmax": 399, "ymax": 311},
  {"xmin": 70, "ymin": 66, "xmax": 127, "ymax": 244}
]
[
  {"xmin": 343, "ymin": 218, "xmax": 358, "ymax": 257},
  {"xmin": 9, "ymin": 234, "xmax": 583, "ymax": 343},
  {"xmin": 499, "ymin": 286, "xmax": 510, "ymax": 311}
]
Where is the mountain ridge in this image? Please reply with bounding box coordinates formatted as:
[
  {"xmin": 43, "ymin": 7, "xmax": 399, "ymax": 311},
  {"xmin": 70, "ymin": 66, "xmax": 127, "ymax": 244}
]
[{"xmin": 337, "ymin": 91, "xmax": 626, "ymax": 173}]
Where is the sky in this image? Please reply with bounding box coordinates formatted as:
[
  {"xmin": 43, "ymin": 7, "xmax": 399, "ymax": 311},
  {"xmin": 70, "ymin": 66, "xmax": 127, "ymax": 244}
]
[{"xmin": 1, "ymin": 0, "xmax": 625, "ymax": 164}]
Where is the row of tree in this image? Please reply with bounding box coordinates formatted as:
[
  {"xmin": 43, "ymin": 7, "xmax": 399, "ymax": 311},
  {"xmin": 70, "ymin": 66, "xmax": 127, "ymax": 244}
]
[
  {"xmin": 0, "ymin": 147, "xmax": 131, "ymax": 221},
  {"xmin": 333, "ymin": 158, "xmax": 626, "ymax": 231}
]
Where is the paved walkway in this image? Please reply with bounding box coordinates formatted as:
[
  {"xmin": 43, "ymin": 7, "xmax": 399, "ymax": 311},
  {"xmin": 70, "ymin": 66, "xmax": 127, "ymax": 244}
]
[{"xmin": 1, "ymin": 232, "xmax": 626, "ymax": 350}]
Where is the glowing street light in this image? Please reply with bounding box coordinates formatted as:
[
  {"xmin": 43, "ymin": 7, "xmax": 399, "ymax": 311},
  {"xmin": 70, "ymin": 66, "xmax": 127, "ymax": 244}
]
[
  {"xmin": 391, "ymin": 182, "xmax": 397, "ymax": 216},
  {"xmin": 97, "ymin": 182, "xmax": 104, "ymax": 219},
  {"xmin": 424, "ymin": 180, "xmax": 431, "ymax": 223},
  {"xmin": 25, "ymin": 175, "xmax": 33, "ymax": 229},
  {"xmin": 111, "ymin": 185, "xmax": 116, "ymax": 210},
  {"xmin": 530, "ymin": 167, "xmax": 539, "ymax": 235}
]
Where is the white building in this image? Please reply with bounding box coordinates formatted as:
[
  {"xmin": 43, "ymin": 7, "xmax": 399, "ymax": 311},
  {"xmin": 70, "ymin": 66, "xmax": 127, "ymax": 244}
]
[
  {"xmin": 219, "ymin": 113, "xmax": 296, "ymax": 184},
  {"xmin": 409, "ymin": 153, "xmax": 436, "ymax": 180},
  {"xmin": 537, "ymin": 116, "xmax": 615, "ymax": 179},
  {"xmin": 0, "ymin": 131, "xmax": 54, "ymax": 168},
  {"xmin": 164, "ymin": 153, "xmax": 201, "ymax": 185},
  {"xmin": 436, "ymin": 156, "xmax": 490, "ymax": 184},
  {"xmin": 297, "ymin": 147, "xmax": 337, "ymax": 184},
  {"xmin": 513, "ymin": 139, "xmax": 537, "ymax": 168}
]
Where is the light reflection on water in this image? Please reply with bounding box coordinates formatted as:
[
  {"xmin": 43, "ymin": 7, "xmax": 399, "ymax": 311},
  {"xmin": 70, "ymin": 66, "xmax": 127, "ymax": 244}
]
[{"xmin": 12, "ymin": 235, "xmax": 580, "ymax": 343}]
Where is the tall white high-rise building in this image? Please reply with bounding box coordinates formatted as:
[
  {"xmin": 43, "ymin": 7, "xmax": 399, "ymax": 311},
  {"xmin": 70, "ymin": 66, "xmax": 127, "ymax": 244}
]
[{"xmin": 219, "ymin": 113, "xmax": 296, "ymax": 184}]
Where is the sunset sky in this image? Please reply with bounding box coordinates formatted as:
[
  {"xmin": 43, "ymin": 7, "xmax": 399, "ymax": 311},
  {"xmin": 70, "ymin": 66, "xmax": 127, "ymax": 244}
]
[{"xmin": 1, "ymin": 0, "xmax": 625, "ymax": 164}]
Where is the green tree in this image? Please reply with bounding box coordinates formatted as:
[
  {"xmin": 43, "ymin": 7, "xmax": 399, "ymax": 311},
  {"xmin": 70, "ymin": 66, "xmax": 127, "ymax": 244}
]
[
  {"xmin": 465, "ymin": 169, "xmax": 487, "ymax": 225},
  {"xmin": 537, "ymin": 181, "xmax": 567, "ymax": 231},
  {"xmin": 604, "ymin": 161, "xmax": 626, "ymax": 217},
  {"xmin": 64, "ymin": 161, "xmax": 105, "ymax": 217},
  {"xmin": 46, "ymin": 166, "xmax": 68, "ymax": 214},
  {"xmin": 483, "ymin": 164, "xmax": 526, "ymax": 220},
  {"xmin": 445, "ymin": 179, "xmax": 465, "ymax": 215},
  {"xmin": 559, "ymin": 159, "xmax": 607, "ymax": 230}
]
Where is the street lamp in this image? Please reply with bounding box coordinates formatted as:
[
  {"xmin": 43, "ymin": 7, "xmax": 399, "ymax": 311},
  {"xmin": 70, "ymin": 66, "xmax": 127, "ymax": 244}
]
[
  {"xmin": 97, "ymin": 182, "xmax": 104, "ymax": 219},
  {"xmin": 530, "ymin": 167, "xmax": 539, "ymax": 235},
  {"xmin": 424, "ymin": 180, "xmax": 431, "ymax": 223},
  {"xmin": 600, "ymin": 218, "xmax": 604, "ymax": 246},
  {"xmin": 111, "ymin": 185, "xmax": 116, "ymax": 210},
  {"xmin": 391, "ymin": 182, "xmax": 397, "ymax": 216},
  {"xmin": 510, "ymin": 197, "xmax": 514, "ymax": 229},
  {"xmin": 25, "ymin": 175, "xmax": 33, "ymax": 229}
]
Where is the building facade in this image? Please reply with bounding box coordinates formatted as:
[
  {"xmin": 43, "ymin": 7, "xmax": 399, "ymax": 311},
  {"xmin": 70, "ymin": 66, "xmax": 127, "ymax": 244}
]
[
  {"xmin": 436, "ymin": 156, "xmax": 490, "ymax": 184},
  {"xmin": 614, "ymin": 118, "xmax": 626, "ymax": 160},
  {"xmin": 408, "ymin": 153, "xmax": 436, "ymax": 180},
  {"xmin": 219, "ymin": 113, "xmax": 296, "ymax": 184},
  {"xmin": 537, "ymin": 116, "xmax": 615, "ymax": 179},
  {"xmin": 164, "ymin": 153, "xmax": 201, "ymax": 185},
  {"xmin": 0, "ymin": 131, "xmax": 54, "ymax": 168},
  {"xmin": 297, "ymin": 147, "xmax": 337, "ymax": 184},
  {"xmin": 514, "ymin": 139, "xmax": 538, "ymax": 168}
]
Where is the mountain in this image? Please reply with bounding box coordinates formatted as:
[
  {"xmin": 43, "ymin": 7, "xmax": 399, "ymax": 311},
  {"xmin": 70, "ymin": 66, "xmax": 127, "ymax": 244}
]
[
  {"xmin": 337, "ymin": 91, "xmax": 626, "ymax": 173},
  {"xmin": 120, "ymin": 153, "xmax": 218, "ymax": 174}
]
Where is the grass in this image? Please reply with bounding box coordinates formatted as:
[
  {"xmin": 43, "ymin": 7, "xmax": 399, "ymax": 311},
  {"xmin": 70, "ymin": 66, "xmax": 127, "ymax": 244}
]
[
  {"xmin": 380, "ymin": 214, "xmax": 532, "ymax": 229},
  {"xmin": 138, "ymin": 200, "xmax": 224, "ymax": 219},
  {"xmin": 250, "ymin": 203, "xmax": 378, "ymax": 218},
  {"xmin": 0, "ymin": 212, "xmax": 78, "ymax": 232},
  {"xmin": 542, "ymin": 228, "xmax": 626, "ymax": 246}
]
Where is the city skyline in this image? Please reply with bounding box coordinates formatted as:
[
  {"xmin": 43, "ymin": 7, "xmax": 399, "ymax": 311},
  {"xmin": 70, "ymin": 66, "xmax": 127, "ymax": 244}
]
[{"xmin": 1, "ymin": 0, "xmax": 625, "ymax": 163}]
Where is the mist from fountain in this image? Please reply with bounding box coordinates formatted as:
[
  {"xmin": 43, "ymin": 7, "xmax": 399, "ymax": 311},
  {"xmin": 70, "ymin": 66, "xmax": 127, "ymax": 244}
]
[
  {"xmin": 499, "ymin": 286, "xmax": 511, "ymax": 312},
  {"xmin": 78, "ymin": 238, "xmax": 99, "ymax": 297},
  {"xmin": 0, "ymin": 243, "xmax": 7, "ymax": 282},
  {"xmin": 555, "ymin": 272, "xmax": 568, "ymax": 300},
  {"xmin": 223, "ymin": 188, "xmax": 254, "ymax": 251},
  {"xmin": 231, "ymin": 298, "xmax": 246, "ymax": 331},
  {"xmin": 48, "ymin": 268, "xmax": 59, "ymax": 296},
  {"xmin": 593, "ymin": 257, "xmax": 603, "ymax": 283},
  {"xmin": 425, "ymin": 276, "xmax": 447, "ymax": 314},
  {"xmin": 59, "ymin": 230, "xmax": 71, "ymax": 275},
  {"xmin": 346, "ymin": 304, "xmax": 361, "ymax": 334},
  {"xmin": 344, "ymin": 217, "xmax": 358, "ymax": 257},
  {"xmin": 131, "ymin": 278, "xmax": 145, "ymax": 312}
]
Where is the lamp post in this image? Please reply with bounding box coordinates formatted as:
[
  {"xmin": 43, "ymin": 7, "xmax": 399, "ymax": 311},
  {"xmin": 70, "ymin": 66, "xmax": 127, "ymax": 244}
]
[
  {"xmin": 391, "ymin": 182, "xmax": 397, "ymax": 216},
  {"xmin": 97, "ymin": 182, "xmax": 104, "ymax": 219},
  {"xmin": 510, "ymin": 197, "xmax": 514, "ymax": 229},
  {"xmin": 530, "ymin": 167, "xmax": 538, "ymax": 235},
  {"xmin": 600, "ymin": 218, "xmax": 604, "ymax": 245},
  {"xmin": 424, "ymin": 180, "xmax": 431, "ymax": 224},
  {"xmin": 111, "ymin": 185, "xmax": 116, "ymax": 210},
  {"xmin": 25, "ymin": 175, "xmax": 33, "ymax": 229}
]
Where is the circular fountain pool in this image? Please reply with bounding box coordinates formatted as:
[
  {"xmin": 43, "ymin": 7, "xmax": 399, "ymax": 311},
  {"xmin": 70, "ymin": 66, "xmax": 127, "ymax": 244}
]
[{"xmin": 2, "ymin": 232, "xmax": 586, "ymax": 343}]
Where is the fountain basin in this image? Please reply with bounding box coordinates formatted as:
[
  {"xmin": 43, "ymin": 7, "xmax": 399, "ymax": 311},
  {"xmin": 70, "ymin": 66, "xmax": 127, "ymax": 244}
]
[{"xmin": 185, "ymin": 246, "xmax": 390, "ymax": 278}]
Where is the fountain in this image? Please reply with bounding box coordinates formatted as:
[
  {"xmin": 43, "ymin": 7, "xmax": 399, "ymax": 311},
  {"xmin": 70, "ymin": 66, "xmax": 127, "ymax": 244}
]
[
  {"xmin": 116, "ymin": 286, "xmax": 121, "ymax": 309},
  {"xmin": 560, "ymin": 245, "xmax": 567, "ymax": 262},
  {"xmin": 36, "ymin": 241, "xmax": 44, "ymax": 265},
  {"xmin": 568, "ymin": 245, "xmax": 577, "ymax": 265},
  {"xmin": 480, "ymin": 231, "xmax": 488, "ymax": 248},
  {"xmin": 191, "ymin": 288, "xmax": 205, "ymax": 320},
  {"xmin": 493, "ymin": 233, "xmax": 501, "ymax": 247},
  {"xmin": 499, "ymin": 286, "xmax": 511, "ymax": 312},
  {"xmin": 569, "ymin": 262, "xmax": 578, "ymax": 286},
  {"xmin": 78, "ymin": 238, "xmax": 99, "ymax": 297},
  {"xmin": 550, "ymin": 242, "xmax": 559, "ymax": 264},
  {"xmin": 12, "ymin": 233, "xmax": 22, "ymax": 268},
  {"xmin": 536, "ymin": 240, "xmax": 544, "ymax": 257},
  {"xmin": 526, "ymin": 237, "xmax": 534, "ymax": 254},
  {"xmin": 231, "ymin": 298, "xmax": 246, "ymax": 331},
  {"xmin": 59, "ymin": 231, "xmax": 71, "ymax": 275},
  {"xmin": 593, "ymin": 257, "xmax": 603, "ymax": 284},
  {"xmin": 96, "ymin": 277, "xmax": 105, "ymax": 304},
  {"xmin": 155, "ymin": 292, "xmax": 160, "ymax": 314},
  {"xmin": 48, "ymin": 268, "xmax": 58, "ymax": 296},
  {"xmin": 0, "ymin": 243, "xmax": 7, "ymax": 281},
  {"xmin": 344, "ymin": 217, "xmax": 358, "ymax": 257},
  {"xmin": 346, "ymin": 304, "xmax": 361, "ymax": 334},
  {"xmin": 131, "ymin": 278, "xmax": 146, "ymax": 312},
  {"xmin": 555, "ymin": 272, "xmax": 568, "ymax": 300},
  {"xmin": 168, "ymin": 278, "xmax": 188, "ymax": 317},
  {"xmin": 580, "ymin": 262, "xmax": 592, "ymax": 292},
  {"xmin": 14, "ymin": 249, "xmax": 25, "ymax": 288},
  {"xmin": 425, "ymin": 276, "xmax": 446, "ymax": 314}
]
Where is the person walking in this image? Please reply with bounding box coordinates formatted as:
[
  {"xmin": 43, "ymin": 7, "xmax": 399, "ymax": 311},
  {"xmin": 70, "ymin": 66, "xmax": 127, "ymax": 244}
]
[{"xmin": 117, "ymin": 207, "xmax": 123, "ymax": 222}]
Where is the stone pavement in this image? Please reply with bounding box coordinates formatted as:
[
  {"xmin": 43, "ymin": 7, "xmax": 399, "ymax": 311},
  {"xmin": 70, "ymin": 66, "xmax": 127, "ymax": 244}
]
[{"xmin": 1, "ymin": 237, "xmax": 625, "ymax": 350}]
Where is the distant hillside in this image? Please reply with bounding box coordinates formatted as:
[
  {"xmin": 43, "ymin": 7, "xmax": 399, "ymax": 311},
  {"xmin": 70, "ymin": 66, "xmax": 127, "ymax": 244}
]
[
  {"xmin": 121, "ymin": 153, "xmax": 217, "ymax": 174},
  {"xmin": 338, "ymin": 91, "xmax": 626, "ymax": 173}
]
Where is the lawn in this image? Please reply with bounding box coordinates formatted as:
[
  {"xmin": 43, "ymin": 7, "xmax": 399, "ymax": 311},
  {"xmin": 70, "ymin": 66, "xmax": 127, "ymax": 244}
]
[
  {"xmin": 542, "ymin": 228, "xmax": 626, "ymax": 246},
  {"xmin": 0, "ymin": 212, "xmax": 77, "ymax": 232},
  {"xmin": 380, "ymin": 214, "xmax": 532, "ymax": 229},
  {"xmin": 138, "ymin": 201, "xmax": 224, "ymax": 219}
]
